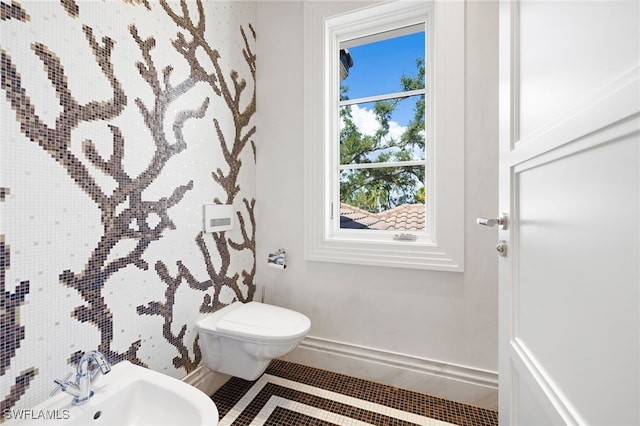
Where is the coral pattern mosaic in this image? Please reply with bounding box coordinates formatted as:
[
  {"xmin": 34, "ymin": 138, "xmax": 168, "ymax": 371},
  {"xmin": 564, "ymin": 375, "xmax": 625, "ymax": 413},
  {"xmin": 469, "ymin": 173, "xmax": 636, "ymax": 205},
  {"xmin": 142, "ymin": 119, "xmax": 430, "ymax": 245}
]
[{"xmin": 1, "ymin": 0, "xmax": 256, "ymax": 415}]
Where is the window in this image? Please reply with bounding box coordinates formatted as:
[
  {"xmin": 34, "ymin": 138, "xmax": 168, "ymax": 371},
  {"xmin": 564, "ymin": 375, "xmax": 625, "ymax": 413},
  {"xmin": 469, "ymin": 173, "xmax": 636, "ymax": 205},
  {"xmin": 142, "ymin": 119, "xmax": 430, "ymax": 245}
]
[
  {"xmin": 338, "ymin": 26, "xmax": 428, "ymax": 234},
  {"xmin": 304, "ymin": 1, "xmax": 464, "ymax": 271}
]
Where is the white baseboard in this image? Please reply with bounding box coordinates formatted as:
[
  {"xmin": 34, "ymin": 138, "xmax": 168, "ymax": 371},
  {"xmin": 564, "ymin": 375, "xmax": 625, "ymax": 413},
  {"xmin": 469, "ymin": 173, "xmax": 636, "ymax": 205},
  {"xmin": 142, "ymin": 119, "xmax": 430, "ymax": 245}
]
[
  {"xmin": 281, "ymin": 335, "xmax": 498, "ymax": 411},
  {"xmin": 181, "ymin": 336, "xmax": 498, "ymax": 411},
  {"xmin": 182, "ymin": 364, "xmax": 231, "ymax": 397}
]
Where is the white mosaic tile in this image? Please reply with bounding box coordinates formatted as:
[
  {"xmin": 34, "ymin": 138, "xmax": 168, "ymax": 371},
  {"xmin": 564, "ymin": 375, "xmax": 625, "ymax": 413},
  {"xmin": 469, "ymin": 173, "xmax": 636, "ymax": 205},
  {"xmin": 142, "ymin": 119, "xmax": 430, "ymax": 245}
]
[
  {"xmin": 1, "ymin": 0, "xmax": 257, "ymax": 413},
  {"xmin": 219, "ymin": 374, "xmax": 456, "ymax": 426}
]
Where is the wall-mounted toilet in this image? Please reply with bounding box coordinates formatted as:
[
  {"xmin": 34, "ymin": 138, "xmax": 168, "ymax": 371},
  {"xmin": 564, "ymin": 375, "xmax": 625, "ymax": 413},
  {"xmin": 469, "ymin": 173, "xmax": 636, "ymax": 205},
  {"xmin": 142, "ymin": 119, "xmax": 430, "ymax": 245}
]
[{"xmin": 196, "ymin": 301, "xmax": 311, "ymax": 381}]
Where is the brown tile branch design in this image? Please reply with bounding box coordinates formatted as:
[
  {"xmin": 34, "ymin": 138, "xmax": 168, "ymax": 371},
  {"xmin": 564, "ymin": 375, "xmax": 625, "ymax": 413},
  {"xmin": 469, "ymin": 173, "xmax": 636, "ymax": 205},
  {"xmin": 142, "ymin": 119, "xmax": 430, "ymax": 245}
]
[
  {"xmin": 136, "ymin": 0, "xmax": 257, "ymax": 373},
  {"xmin": 141, "ymin": 200, "xmax": 254, "ymax": 370},
  {"xmin": 0, "ymin": 368, "xmax": 37, "ymax": 424},
  {"xmin": 59, "ymin": 0, "xmax": 78, "ymax": 18},
  {"xmin": 137, "ymin": 260, "xmax": 203, "ymax": 372},
  {"xmin": 1, "ymin": 26, "xmax": 126, "ymax": 207},
  {"xmin": 227, "ymin": 198, "xmax": 257, "ymax": 301},
  {"xmin": 0, "ymin": 1, "xmax": 28, "ymax": 22},
  {"xmin": 1, "ymin": 14, "xmax": 206, "ymax": 367},
  {"xmin": 0, "ymin": 236, "xmax": 37, "ymax": 417},
  {"xmin": 208, "ymin": 24, "xmax": 258, "ymax": 203},
  {"xmin": 179, "ymin": 197, "xmax": 256, "ymax": 311},
  {"xmin": 122, "ymin": 0, "xmax": 150, "ymax": 9},
  {"xmin": 60, "ymin": 0, "xmax": 150, "ymax": 18},
  {"xmin": 161, "ymin": 0, "xmax": 256, "ymax": 206},
  {"xmin": 160, "ymin": 0, "xmax": 257, "ymax": 309}
]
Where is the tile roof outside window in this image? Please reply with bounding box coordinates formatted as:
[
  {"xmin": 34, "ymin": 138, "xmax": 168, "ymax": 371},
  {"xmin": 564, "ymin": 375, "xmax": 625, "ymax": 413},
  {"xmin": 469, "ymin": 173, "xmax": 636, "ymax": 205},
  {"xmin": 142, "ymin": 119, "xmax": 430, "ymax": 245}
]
[
  {"xmin": 339, "ymin": 203, "xmax": 425, "ymax": 231},
  {"xmin": 304, "ymin": 1, "xmax": 464, "ymax": 271}
]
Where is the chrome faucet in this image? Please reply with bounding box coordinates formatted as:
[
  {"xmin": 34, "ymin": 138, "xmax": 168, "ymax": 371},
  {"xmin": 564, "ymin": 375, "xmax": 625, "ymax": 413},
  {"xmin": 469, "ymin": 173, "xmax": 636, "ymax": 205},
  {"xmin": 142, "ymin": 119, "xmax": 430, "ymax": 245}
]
[{"xmin": 51, "ymin": 350, "xmax": 111, "ymax": 405}]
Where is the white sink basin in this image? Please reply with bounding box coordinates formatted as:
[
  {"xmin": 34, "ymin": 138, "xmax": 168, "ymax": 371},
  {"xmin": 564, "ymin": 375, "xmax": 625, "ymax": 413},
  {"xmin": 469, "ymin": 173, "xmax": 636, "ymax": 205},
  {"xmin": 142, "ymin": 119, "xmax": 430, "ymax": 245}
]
[{"xmin": 13, "ymin": 361, "xmax": 218, "ymax": 425}]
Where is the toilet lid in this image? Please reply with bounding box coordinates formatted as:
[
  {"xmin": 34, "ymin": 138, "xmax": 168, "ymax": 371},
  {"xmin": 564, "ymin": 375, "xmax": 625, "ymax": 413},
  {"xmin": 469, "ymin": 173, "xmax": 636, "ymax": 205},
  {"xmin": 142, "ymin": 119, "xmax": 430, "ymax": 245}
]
[{"xmin": 216, "ymin": 302, "xmax": 311, "ymax": 342}]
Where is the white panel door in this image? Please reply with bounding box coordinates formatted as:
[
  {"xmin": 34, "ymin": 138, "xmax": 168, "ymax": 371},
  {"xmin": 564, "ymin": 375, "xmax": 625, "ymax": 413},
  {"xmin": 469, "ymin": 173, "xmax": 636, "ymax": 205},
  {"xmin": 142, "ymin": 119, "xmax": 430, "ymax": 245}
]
[{"xmin": 498, "ymin": 1, "xmax": 639, "ymax": 425}]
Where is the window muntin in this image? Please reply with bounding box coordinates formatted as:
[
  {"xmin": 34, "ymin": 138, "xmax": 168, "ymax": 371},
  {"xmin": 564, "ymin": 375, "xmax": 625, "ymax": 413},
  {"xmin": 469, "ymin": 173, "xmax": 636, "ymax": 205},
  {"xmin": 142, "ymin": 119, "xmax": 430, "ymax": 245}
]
[
  {"xmin": 335, "ymin": 26, "xmax": 428, "ymax": 234},
  {"xmin": 340, "ymin": 26, "xmax": 426, "ymax": 98},
  {"xmin": 339, "ymin": 165, "xmax": 426, "ymax": 231},
  {"xmin": 303, "ymin": 0, "xmax": 464, "ymax": 271},
  {"xmin": 339, "ymin": 95, "xmax": 426, "ymax": 164}
]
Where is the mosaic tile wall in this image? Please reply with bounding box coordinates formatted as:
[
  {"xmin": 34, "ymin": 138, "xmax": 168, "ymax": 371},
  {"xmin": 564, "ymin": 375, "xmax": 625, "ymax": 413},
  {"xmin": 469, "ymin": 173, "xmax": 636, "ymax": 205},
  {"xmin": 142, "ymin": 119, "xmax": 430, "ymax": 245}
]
[{"xmin": 0, "ymin": 0, "xmax": 256, "ymax": 415}]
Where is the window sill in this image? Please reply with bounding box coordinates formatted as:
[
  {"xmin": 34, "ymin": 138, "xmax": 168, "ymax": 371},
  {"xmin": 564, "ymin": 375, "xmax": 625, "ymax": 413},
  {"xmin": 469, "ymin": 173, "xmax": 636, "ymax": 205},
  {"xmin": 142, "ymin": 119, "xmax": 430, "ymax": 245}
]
[
  {"xmin": 305, "ymin": 234, "xmax": 464, "ymax": 272},
  {"xmin": 303, "ymin": 0, "xmax": 465, "ymax": 273}
]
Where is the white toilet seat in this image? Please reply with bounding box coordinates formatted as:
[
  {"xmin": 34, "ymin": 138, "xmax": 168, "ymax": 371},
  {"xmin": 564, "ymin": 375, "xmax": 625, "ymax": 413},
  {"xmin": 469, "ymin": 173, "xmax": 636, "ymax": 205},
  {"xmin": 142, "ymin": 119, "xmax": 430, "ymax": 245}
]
[
  {"xmin": 198, "ymin": 302, "xmax": 311, "ymax": 344},
  {"xmin": 196, "ymin": 301, "xmax": 311, "ymax": 380}
]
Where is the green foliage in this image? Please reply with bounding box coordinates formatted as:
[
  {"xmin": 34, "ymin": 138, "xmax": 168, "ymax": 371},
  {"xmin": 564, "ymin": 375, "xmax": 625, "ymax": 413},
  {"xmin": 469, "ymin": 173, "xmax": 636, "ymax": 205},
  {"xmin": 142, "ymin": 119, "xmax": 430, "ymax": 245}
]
[{"xmin": 340, "ymin": 58, "xmax": 425, "ymax": 213}]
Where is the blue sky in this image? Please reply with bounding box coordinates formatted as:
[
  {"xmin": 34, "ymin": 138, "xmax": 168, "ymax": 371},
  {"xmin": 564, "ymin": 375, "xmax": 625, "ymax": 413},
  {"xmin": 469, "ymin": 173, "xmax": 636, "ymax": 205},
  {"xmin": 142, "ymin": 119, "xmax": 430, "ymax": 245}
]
[
  {"xmin": 340, "ymin": 31, "xmax": 426, "ymax": 163},
  {"xmin": 342, "ymin": 31, "xmax": 425, "ymax": 127},
  {"xmin": 342, "ymin": 31, "xmax": 425, "ymax": 99}
]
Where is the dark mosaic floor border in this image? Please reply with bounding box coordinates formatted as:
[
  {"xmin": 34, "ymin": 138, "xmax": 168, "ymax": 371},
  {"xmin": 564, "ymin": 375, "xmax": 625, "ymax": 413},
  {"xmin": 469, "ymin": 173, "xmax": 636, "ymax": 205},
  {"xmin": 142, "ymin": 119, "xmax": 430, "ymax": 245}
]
[
  {"xmin": 212, "ymin": 359, "xmax": 498, "ymax": 426},
  {"xmin": 265, "ymin": 407, "xmax": 336, "ymax": 426}
]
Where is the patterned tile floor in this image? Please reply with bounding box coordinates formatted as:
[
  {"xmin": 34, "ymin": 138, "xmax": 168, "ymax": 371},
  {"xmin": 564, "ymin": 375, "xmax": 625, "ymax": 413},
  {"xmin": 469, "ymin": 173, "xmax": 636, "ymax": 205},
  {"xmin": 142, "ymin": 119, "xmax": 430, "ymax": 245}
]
[{"xmin": 212, "ymin": 360, "xmax": 498, "ymax": 426}]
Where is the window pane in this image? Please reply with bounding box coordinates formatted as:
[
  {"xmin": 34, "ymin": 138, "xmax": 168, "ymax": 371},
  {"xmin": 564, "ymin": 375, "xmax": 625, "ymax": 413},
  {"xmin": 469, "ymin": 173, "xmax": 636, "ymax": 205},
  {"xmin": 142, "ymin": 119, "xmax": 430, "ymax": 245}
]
[
  {"xmin": 339, "ymin": 165, "xmax": 425, "ymax": 231},
  {"xmin": 340, "ymin": 31, "xmax": 425, "ymax": 99},
  {"xmin": 340, "ymin": 95, "xmax": 425, "ymax": 165}
]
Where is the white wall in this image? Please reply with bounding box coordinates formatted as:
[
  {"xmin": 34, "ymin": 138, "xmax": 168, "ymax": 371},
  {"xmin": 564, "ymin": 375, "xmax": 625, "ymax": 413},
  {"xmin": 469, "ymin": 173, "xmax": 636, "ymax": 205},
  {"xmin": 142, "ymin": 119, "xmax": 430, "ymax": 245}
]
[{"xmin": 255, "ymin": 0, "xmax": 499, "ymax": 410}]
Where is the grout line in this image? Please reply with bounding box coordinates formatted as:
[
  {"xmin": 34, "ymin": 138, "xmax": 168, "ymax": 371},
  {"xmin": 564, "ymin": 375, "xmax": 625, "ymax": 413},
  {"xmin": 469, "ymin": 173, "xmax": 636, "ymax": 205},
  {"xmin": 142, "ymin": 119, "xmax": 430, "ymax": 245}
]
[
  {"xmin": 249, "ymin": 396, "xmax": 381, "ymax": 426},
  {"xmin": 219, "ymin": 374, "xmax": 456, "ymax": 426},
  {"xmin": 218, "ymin": 375, "xmax": 271, "ymax": 426}
]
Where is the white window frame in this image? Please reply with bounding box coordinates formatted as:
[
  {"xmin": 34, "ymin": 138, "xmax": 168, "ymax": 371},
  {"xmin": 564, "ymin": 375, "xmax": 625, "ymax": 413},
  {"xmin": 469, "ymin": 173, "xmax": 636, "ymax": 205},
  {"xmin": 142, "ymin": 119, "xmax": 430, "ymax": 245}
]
[
  {"xmin": 336, "ymin": 21, "xmax": 431, "ymax": 242},
  {"xmin": 304, "ymin": 0, "xmax": 464, "ymax": 272}
]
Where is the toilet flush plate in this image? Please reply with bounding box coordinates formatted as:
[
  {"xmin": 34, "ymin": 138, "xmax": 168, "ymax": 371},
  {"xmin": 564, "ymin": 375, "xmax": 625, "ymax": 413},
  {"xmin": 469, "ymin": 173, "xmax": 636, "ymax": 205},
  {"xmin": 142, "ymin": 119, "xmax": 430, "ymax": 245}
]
[{"xmin": 203, "ymin": 204, "xmax": 234, "ymax": 232}]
